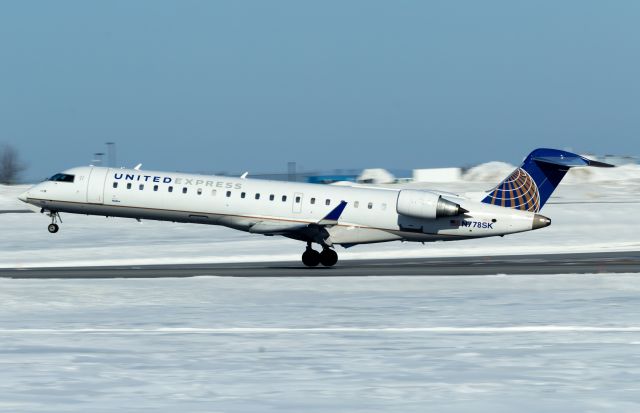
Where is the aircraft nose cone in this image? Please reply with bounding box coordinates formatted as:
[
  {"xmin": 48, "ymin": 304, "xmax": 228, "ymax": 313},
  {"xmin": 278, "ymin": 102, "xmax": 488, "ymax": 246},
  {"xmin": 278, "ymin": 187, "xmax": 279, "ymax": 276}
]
[
  {"xmin": 532, "ymin": 214, "xmax": 552, "ymax": 230},
  {"xmin": 18, "ymin": 190, "xmax": 29, "ymax": 202}
]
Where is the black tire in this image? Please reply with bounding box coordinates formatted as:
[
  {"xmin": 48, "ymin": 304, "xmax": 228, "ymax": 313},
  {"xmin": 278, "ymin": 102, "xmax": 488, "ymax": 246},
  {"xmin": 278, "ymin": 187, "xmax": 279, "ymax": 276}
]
[
  {"xmin": 320, "ymin": 248, "xmax": 338, "ymax": 267},
  {"xmin": 48, "ymin": 223, "xmax": 59, "ymax": 234},
  {"xmin": 302, "ymin": 249, "xmax": 321, "ymax": 267}
]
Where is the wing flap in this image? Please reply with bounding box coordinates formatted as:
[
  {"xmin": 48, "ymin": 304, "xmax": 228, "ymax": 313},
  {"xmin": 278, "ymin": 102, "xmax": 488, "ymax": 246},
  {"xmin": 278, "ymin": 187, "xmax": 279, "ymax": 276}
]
[{"xmin": 249, "ymin": 221, "xmax": 308, "ymax": 235}]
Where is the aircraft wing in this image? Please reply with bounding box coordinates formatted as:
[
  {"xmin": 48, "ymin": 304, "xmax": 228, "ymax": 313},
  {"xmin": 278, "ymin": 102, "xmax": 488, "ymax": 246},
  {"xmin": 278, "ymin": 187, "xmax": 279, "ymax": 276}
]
[{"xmin": 248, "ymin": 201, "xmax": 348, "ymax": 244}]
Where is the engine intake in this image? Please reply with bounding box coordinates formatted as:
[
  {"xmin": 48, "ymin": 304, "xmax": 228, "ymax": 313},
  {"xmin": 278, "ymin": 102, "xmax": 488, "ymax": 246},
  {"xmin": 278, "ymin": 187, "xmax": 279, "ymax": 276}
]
[{"xmin": 396, "ymin": 190, "xmax": 465, "ymax": 219}]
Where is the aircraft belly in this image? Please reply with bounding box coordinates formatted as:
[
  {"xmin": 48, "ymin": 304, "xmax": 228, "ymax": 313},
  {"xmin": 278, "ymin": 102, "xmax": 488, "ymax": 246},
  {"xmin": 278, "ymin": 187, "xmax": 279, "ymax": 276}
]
[
  {"xmin": 30, "ymin": 200, "xmax": 223, "ymax": 225},
  {"xmin": 328, "ymin": 226, "xmax": 401, "ymax": 245}
]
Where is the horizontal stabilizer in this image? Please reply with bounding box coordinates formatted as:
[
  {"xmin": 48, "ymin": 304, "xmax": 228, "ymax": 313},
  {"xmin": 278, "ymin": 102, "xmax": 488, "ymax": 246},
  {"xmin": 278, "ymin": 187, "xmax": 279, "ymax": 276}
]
[{"xmin": 532, "ymin": 155, "xmax": 614, "ymax": 168}]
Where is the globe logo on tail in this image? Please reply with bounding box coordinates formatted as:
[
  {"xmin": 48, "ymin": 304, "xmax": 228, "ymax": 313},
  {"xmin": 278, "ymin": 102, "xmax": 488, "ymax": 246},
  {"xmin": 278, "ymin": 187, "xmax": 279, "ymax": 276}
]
[{"xmin": 485, "ymin": 168, "xmax": 541, "ymax": 212}]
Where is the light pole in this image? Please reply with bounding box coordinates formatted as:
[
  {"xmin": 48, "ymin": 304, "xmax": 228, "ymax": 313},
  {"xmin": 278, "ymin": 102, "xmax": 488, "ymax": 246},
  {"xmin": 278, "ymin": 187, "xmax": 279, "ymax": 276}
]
[
  {"xmin": 106, "ymin": 142, "xmax": 116, "ymax": 167},
  {"xmin": 288, "ymin": 161, "xmax": 297, "ymax": 182}
]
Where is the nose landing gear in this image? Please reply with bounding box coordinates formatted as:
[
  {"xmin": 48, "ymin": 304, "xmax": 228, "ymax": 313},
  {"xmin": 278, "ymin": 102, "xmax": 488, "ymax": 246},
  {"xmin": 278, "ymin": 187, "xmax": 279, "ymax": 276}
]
[
  {"xmin": 46, "ymin": 211, "xmax": 61, "ymax": 233},
  {"xmin": 301, "ymin": 243, "xmax": 338, "ymax": 267}
]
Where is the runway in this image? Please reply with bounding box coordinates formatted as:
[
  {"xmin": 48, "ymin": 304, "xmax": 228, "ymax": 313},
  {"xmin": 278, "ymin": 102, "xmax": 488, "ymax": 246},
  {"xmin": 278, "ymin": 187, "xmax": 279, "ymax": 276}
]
[{"xmin": 1, "ymin": 251, "xmax": 639, "ymax": 278}]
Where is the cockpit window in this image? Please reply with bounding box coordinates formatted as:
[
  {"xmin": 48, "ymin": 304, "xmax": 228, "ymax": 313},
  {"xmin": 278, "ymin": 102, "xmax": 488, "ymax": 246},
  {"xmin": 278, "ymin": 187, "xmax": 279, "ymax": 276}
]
[{"xmin": 49, "ymin": 173, "xmax": 75, "ymax": 183}]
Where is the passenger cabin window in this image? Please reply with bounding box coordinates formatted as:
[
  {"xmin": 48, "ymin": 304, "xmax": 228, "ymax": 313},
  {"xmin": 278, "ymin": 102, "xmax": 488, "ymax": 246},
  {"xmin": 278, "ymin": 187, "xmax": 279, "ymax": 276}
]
[
  {"xmin": 310, "ymin": 197, "xmax": 316, "ymax": 205},
  {"xmin": 368, "ymin": 202, "xmax": 373, "ymax": 209},
  {"xmin": 139, "ymin": 184, "xmax": 144, "ymax": 190},
  {"xmin": 269, "ymin": 194, "xmax": 275, "ymax": 201},
  {"xmin": 282, "ymin": 195, "xmax": 287, "ymax": 202},
  {"xmin": 126, "ymin": 183, "xmax": 132, "ymax": 189},
  {"xmin": 241, "ymin": 192, "xmax": 246, "ymax": 199},
  {"xmin": 226, "ymin": 191, "xmax": 231, "ymax": 197},
  {"xmin": 295, "ymin": 196, "xmax": 301, "ymax": 203},
  {"xmin": 354, "ymin": 201, "xmax": 359, "ymax": 208},
  {"xmin": 197, "ymin": 188, "xmax": 202, "ymax": 195},
  {"xmin": 182, "ymin": 187, "xmax": 188, "ymax": 194},
  {"xmin": 153, "ymin": 185, "xmax": 158, "ymax": 191},
  {"xmin": 168, "ymin": 186, "xmax": 173, "ymax": 192},
  {"xmin": 211, "ymin": 189, "xmax": 217, "ymax": 196},
  {"xmin": 255, "ymin": 193, "xmax": 260, "ymax": 200},
  {"xmin": 113, "ymin": 182, "xmax": 118, "ymax": 189},
  {"xmin": 49, "ymin": 173, "xmax": 75, "ymax": 183},
  {"xmin": 325, "ymin": 199, "xmax": 331, "ymax": 206}
]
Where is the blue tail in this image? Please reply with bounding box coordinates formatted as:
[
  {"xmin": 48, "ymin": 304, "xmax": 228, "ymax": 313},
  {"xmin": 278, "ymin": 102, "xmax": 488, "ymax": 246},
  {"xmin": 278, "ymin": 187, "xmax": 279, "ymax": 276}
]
[{"xmin": 482, "ymin": 148, "xmax": 613, "ymax": 212}]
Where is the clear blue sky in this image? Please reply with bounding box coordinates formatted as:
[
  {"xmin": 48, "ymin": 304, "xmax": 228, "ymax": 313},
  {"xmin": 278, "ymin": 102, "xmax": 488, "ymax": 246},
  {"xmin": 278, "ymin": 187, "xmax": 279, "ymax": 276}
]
[{"xmin": 1, "ymin": 1, "xmax": 638, "ymax": 180}]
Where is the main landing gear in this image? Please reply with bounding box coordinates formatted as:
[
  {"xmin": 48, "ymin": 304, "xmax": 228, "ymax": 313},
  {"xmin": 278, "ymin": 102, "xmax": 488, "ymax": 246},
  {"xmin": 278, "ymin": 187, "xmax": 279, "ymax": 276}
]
[
  {"xmin": 46, "ymin": 211, "xmax": 61, "ymax": 233},
  {"xmin": 302, "ymin": 242, "xmax": 338, "ymax": 268}
]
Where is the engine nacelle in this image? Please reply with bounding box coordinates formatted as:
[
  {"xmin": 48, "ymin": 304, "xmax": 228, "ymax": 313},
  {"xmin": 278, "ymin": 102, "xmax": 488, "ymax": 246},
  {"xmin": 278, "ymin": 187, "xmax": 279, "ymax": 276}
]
[{"xmin": 396, "ymin": 190, "xmax": 464, "ymax": 219}]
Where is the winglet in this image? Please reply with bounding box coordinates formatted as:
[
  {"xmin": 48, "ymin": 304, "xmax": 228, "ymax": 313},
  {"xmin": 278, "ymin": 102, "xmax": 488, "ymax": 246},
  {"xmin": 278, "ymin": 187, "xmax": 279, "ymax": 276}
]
[{"xmin": 317, "ymin": 200, "xmax": 347, "ymax": 226}]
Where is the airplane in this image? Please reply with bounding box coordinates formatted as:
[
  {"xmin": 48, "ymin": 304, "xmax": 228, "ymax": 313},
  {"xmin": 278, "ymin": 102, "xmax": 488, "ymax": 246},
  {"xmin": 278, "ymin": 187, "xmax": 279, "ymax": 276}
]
[{"xmin": 18, "ymin": 148, "xmax": 612, "ymax": 267}]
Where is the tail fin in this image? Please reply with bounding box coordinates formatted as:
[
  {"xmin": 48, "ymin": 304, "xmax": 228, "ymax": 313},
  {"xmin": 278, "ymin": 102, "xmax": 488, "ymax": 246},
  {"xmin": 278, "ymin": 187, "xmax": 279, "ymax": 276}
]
[{"xmin": 482, "ymin": 148, "xmax": 614, "ymax": 212}]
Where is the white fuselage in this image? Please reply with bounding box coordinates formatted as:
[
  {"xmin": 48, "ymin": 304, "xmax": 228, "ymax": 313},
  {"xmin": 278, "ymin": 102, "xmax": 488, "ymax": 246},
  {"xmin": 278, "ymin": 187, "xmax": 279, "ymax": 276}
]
[{"xmin": 20, "ymin": 166, "xmax": 543, "ymax": 246}]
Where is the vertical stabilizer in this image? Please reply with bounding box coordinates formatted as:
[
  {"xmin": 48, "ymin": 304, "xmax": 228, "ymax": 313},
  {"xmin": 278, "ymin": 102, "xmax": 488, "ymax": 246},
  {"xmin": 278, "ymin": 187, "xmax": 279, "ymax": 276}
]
[{"xmin": 482, "ymin": 148, "xmax": 613, "ymax": 212}]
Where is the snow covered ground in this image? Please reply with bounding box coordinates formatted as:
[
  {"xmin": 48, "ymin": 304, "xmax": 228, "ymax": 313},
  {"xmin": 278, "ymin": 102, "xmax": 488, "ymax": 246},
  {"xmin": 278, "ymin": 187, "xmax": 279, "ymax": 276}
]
[
  {"xmin": 1, "ymin": 274, "xmax": 640, "ymax": 412},
  {"xmin": 1, "ymin": 163, "xmax": 639, "ymax": 268},
  {"xmin": 2, "ymin": 163, "xmax": 639, "ymax": 412}
]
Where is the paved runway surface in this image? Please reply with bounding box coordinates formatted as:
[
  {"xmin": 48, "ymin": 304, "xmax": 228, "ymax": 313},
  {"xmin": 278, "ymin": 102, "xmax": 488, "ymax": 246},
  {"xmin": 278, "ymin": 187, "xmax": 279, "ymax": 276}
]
[{"xmin": 1, "ymin": 251, "xmax": 639, "ymax": 278}]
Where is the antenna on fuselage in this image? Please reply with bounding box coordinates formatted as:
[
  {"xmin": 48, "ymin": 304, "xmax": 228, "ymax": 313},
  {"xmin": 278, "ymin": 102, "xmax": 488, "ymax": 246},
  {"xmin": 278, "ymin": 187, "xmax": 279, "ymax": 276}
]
[
  {"xmin": 134, "ymin": 164, "xmax": 142, "ymax": 170},
  {"xmin": 240, "ymin": 172, "xmax": 248, "ymax": 179}
]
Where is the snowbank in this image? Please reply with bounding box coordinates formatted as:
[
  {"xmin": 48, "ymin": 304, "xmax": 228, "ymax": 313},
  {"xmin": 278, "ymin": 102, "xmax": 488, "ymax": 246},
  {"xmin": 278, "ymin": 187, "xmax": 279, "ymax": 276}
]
[
  {"xmin": 461, "ymin": 162, "xmax": 640, "ymax": 184},
  {"xmin": 462, "ymin": 162, "xmax": 516, "ymax": 183}
]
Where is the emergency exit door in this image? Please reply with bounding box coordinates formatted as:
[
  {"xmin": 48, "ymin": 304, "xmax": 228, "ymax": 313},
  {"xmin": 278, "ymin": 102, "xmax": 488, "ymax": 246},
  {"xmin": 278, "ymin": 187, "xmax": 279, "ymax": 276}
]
[{"xmin": 293, "ymin": 192, "xmax": 304, "ymax": 213}]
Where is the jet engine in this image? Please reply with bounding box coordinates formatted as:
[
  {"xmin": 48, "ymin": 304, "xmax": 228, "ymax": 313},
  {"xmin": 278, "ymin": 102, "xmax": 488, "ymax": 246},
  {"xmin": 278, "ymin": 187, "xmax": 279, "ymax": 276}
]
[{"xmin": 396, "ymin": 190, "xmax": 465, "ymax": 219}]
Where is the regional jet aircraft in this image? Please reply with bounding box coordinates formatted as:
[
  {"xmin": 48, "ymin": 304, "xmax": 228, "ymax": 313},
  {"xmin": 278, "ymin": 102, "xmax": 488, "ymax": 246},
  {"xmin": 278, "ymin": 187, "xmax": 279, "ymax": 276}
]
[{"xmin": 18, "ymin": 149, "xmax": 611, "ymax": 267}]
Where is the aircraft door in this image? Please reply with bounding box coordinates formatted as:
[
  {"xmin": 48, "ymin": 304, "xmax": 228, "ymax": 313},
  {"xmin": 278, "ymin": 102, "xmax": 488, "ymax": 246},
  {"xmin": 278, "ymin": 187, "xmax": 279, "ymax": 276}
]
[
  {"xmin": 86, "ymin": 167, "xmax": 109, "ymax": 204},
  {"xmin": 293, "ymin": 192, "xmax": 303, "ymax": 213}
]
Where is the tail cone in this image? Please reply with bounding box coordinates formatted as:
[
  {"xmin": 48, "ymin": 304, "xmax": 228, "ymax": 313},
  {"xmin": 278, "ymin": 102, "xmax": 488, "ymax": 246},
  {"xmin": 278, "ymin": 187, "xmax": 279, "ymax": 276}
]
[{"xmin": 532, "ymin": 214, "xmax": 551, "ymax": 230}]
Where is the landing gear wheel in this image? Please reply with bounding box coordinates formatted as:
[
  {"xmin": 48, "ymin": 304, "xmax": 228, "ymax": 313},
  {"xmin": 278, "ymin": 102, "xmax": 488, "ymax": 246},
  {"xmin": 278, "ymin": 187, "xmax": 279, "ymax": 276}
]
[
  {"xmin": 320, "ymin": 248, "xmax": 338, "ymax": 267},
  {"xmin": 302, "ymin": 248, "xmax": 321, "ymax": 267},
  {"xmin": 46, "ymin": 211, "xmax": 62, "ymax": 233}
]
